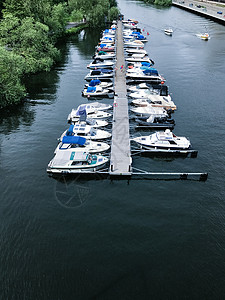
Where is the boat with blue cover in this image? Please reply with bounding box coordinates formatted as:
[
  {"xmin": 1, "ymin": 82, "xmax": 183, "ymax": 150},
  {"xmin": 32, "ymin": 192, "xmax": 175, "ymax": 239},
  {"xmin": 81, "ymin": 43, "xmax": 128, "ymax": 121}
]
[
  {"xmin": 85, "ymin": 69, "xmax": 113, "ymax": 81},
  {"xmin": 126, "ymin": 67, "xmax": 164, "ymax": 83},
  {"xmin": 54, "ymin": 135, "xmax": 110, "ymax": 154},
  {"xmin": 67, "ymin": 103, "xmax": 112, "ymax": 123}
]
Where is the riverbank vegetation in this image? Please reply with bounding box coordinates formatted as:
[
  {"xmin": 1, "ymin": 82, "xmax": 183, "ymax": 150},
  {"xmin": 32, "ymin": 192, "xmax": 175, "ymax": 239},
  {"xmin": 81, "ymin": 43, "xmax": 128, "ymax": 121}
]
[
  {"xmin": 141, "ymin": 0, "xmax": 172, "ymax": 7},
  {"xmin": 0, "ymin": 0, "xmax": 119, "ymax": 108}
]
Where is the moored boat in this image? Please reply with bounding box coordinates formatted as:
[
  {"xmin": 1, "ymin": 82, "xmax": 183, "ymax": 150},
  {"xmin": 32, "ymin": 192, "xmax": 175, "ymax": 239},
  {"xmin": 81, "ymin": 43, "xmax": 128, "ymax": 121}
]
[
  {"xmin": 132, "ymin": 129, "xmax": 191, "ymax": 151},
  {"xmin": 47, "ymin": 149, "xmax": 109, "ymax": 174}
]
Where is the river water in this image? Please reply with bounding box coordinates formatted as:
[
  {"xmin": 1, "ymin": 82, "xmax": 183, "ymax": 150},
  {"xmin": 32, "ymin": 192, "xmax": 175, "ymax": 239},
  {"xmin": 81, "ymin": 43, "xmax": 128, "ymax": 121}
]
[{"xmin": 1, "ymin": 0, "xmax": 225, "ymax": 298}]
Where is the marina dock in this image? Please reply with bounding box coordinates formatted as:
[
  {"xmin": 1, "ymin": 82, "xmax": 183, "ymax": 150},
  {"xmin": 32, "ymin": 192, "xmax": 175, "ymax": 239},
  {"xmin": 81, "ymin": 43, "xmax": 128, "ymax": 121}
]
[{"xmin": 109, "ymin": 20, "xmax": 132, "ymax": 176}]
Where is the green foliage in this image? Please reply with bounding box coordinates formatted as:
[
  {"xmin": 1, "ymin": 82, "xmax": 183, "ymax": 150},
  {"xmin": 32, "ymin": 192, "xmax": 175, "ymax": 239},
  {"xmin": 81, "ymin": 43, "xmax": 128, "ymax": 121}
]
[
  {"xmin": 0, "ymin": 46, "xmax": 25, "ymax": 108},
  {"xmin": 70, "ymin": 9, "xmax": 83, "ymax": 22},
  {"xmin": 109, "ymin": 6, "xmax": 120, "ymax": 21},
  {"xmin": 154, "ymin": 0, "xmax": 172, "ymax": 6},
  {"xmin": 0, "ymin": 0, "xmax": 119, "ymax": 108},
  {"xmin": 0, "ymin": 15, "xmax": 60, "ymax": 73}
]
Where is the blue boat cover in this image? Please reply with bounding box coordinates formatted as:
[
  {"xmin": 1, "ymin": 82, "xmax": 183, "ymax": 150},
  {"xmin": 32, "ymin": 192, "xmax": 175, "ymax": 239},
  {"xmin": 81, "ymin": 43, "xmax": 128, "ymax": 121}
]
[
  {"xmin": 62, "ymin": 135, "xmax": 86, "ymax": 145},
  {"xmin": 132, "ymin": 31, "xmax": 140, "ymax": 35},
  {"xmin": 89, "ymin": 79, "xmax": 101, "ymax": 86},
  {"xmin": 76, "ymin": 106, "xmax": 87, "ymax": 117},
  {"xmin": 66, "ymin": 124, "xmax": 74, "ymax": 136},
  {"xmin": 136, "ymin": 35, "xmax": 145, "ymax": 39},
  {"xmin": 100, "ymin": 68, "xmax": 112, "ymax": 73},
  {"xmin": 143, "ymin": 68, "xmax": 158, "ymax": 75},
  {"xmin": 141, "ymin": 62, "xmax": 151, "ymax": 67},
  {"xmin": 87, "ymin": 86, "xmax": 96, "ymax": 93},
  {"xmin": 104, "ymin": 37, "xmax": 112, "ymax": 40},
  {"xmin": 104, "ymin": 29, "xmax": 109, "ymax": 33},
  {"xmin": 100, "ymin": 44, "xmax": 107, "ymax": 48}
]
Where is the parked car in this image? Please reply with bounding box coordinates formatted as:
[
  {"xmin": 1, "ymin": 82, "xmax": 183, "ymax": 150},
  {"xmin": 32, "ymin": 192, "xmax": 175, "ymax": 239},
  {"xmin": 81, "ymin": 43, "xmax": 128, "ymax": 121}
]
[{"xmin": 217, "ymin": 11, "xmax": 223, "ymax": 14}]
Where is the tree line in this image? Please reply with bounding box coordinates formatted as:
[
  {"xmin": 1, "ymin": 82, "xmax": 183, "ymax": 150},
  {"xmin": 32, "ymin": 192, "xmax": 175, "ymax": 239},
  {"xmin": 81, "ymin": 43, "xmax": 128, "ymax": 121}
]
[{"xmin": 0, "ymin": 0, "xmax": 119, "ymax": 108}]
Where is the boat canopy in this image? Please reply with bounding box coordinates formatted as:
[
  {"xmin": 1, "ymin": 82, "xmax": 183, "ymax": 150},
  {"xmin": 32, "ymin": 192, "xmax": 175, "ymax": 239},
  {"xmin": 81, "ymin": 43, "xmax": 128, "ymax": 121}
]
[
  {"xmin": 136, "ymin": 35, "xmax": 145, "ymax": 40},
  {"xmin": 100, "ymin": 44, "xmax": 107, "ymax": 48},
  {"xmin": 141, "ymin": 62, "xmax": 151, "ymax": 67},
  {"xmin": 104, "ymin": 29, "xmax": 109, "ymax": 33},
  {"xmin": 100, "ymin": 68, "xmax": 112, "ymax": 73},
  {"xmin": 132, "ymin": 31, "xmax": 141, "ymax": 35},
  {"xmin": 89, "ymin": 79, "xmax": 101, "ymax": 86},
  {"xmin": 143, "ymin": 68, "xmax": 158, "ymax": 76},
  {"xmin": 66, "ymin": 124, "xmax": 75, "ymax": 136},
  {"xmin": 87, "ymin": 86, "xmax": 96, "ymax": 93},
  {"xmin": 62, "ymin": 135, "xmax": 86, "ymax": 145},
  {"xmin": 76, "ymin": 106, "xmax": 87, "ymax": 118},
  {"xmin": 91, "ymin": 70, "xmax": 101, "ymax": 75},
  {"xmin": 98, "ymin": 51, "xmax": 107, "ymax": 55}
]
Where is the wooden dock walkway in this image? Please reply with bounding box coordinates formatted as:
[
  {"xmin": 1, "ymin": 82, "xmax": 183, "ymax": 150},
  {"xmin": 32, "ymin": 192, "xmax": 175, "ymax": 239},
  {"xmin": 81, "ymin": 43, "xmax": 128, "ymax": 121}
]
[{"xmin": 109, "ymin": 21, "xmax": 132, "ymax": 176}]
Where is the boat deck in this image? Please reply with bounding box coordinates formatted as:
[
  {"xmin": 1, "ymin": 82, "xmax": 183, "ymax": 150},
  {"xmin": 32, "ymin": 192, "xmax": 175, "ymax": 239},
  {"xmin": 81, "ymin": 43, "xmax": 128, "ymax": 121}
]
[{"xmin": 109, "ymin": 21, "xmax": 132, "ymax": 176}]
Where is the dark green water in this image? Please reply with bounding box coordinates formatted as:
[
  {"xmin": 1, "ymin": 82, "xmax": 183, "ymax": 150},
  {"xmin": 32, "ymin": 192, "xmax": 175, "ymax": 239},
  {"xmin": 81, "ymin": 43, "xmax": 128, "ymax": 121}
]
[{"xmin": 1, "ymin": 0, "xmax": 225, "ymax": 298}]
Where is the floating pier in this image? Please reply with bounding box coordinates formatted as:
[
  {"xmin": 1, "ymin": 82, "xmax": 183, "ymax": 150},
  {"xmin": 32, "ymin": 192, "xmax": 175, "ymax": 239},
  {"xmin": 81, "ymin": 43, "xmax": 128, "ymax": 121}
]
[{"xmin": 109, "ymin": 20, "xmax": 132, "ymax": 176}]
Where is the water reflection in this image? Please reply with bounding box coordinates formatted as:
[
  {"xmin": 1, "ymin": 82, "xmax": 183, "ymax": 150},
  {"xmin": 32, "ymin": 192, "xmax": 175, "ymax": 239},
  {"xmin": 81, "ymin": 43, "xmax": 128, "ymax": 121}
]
[{"xmin": 0, "ymin": 103, "xmax": 35, "ymax": 135}]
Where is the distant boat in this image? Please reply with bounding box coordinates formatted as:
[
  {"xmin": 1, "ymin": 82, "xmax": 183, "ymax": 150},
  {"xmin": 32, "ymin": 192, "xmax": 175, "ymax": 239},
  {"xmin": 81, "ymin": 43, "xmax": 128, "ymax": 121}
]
[
  {"xmin": 200, "ymin": 33, "xmax": 209, "ymax": 40},
  {"xmin": 164, "ymin": 28, "xmax": 173, "ymax": 36}
]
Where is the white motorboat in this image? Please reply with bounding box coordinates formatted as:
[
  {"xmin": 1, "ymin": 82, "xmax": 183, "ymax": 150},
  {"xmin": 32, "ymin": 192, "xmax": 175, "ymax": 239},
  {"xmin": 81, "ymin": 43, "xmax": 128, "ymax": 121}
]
[
  {"xmin": 132, "ymin": 129, "xmax": 191, "ymax": 151},
  {"xmin": 94, "ymin": 51, "xmax": 115, "ymax": 60},
  {"xmin": 96, "ymin": 45, "xmax": 115, "ymax": 52},
  {"xmin": 124, "ymin": 40, "xmax": 144, "ymax": 48},
  {"xmin": 126, "ymin": 49, "xmax": 147, "ymax": 55},
  {"xmin": 100, "ymin": 36, "xmax": 115, "ymax": 43},
  {"xmin": 131, "ymin": 96, "xmax": 176, "ymax": 111},
  {"xmin": 54, "ymin": 136, "xmax": 110, "ymax": 154},
  {"xmin": 130, "ymin": 105, "xmax": 169, "ymax": 117},
  {"xmin": 196, "ymin": 33, "xmax": 209, "ymax": 40},
  {"xmin": 68, "ymin": 110, "xmax": 111, "ymax": 123},
  {"xmin": 123, "ymin": 23, "xmax": 137, "ymax": 29},
  {"xmin": 129, "ymin": 89, "xmax": 176, "ymax": 110},
  {"xmin": 60, "ymin": 124, "xmax": 111, "ymax": 141},
  {"xmin": 85, "ymin": 69, "xmax": 113, "ymax": 81},
  {"xmin": 164, "ymin": 28, "xmax": 173, "ymax": 36},
  {"xmin": 84, "ymin": 79, "xmax": 113, "ymax": 89},
  {"xmin": 82, "ymin": 86, "xmax": 111, "ymax": 97},
  {"xmin": 102, "ymin": 29, "xmax": 116, "ymax": 36},
  {"xmin": 87, "ymin": 59, "xmax": 114, "ymax": 69},
  {"xmin": 126, "ymin": 67, "xmax": 164, "ymax": 83},
  {"xmin": 127, "ymin": 82, "xmax": 151, "ymax": 92},
  {"xmin": 126, "ymin": 54, "xmax": 150, "ymax": 63},
  {"xmin": 47, "ymin": 149, "xmax": 108, "ymax": 174},
  {"xmin": 75, "ymin": 118, "xmax": 108, "ymax": 128},
  {"xmin": 67, "ymin": 103, "xmax": 112, "ymax": 123}
]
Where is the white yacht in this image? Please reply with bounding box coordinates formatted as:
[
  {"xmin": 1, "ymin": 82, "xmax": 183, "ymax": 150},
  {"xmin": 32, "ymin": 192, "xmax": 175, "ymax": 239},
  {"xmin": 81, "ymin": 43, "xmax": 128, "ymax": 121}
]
[
  {"xmin": 132, "ymin": 129, "xmax": 191, "ymax": 151},
  {"xmin": 130, "ymin": 105, "xmax": 169, "ymax": 117}
]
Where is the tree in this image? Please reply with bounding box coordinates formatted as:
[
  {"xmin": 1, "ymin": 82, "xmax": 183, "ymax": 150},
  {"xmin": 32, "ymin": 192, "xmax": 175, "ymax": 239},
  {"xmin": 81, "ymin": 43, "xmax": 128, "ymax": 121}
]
[{"xmin": 0, "ymin": 46, "xmax": 25, "ymax": 108}]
